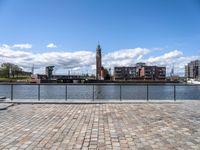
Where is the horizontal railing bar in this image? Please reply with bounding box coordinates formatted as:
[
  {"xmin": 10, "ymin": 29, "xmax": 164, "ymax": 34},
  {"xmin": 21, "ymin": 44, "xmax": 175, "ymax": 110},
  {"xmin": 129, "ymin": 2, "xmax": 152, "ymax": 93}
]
[
  {"xmin": 2, "ymin": 83, "xmax": 199, "ymax": 101},
  {"xmin": 0, "ymin": 83, "xmax": 199, "ymax": 86}
]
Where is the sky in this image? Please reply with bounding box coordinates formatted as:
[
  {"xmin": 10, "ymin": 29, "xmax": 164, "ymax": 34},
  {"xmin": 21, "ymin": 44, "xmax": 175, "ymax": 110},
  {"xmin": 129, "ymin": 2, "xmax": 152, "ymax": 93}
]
[{"xmin": 0, "ymin": 0, "xmax": 200, "ymax": 76}]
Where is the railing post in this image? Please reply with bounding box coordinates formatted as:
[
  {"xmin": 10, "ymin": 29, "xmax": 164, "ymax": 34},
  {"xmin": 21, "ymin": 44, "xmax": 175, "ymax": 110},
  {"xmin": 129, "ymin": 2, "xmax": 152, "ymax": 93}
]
[
  {"xmin": 174, "ymin": 85, "xmax": 176, "ymax": 101},
  {"xmin": 65, "ymin": 85, "xmax": 67, "ymax": 101},
  {"xmin": 11, "ymin": 84, "xmax": 13, "ymax": 101},
  {"xmin": 38, "ymin": 84, "xmax": 40, "ymax": 101},
  {"xmin": 120, "ymin": 85, "xmax": 122, "ymax": 101},
  {"xmin": 147, "ymin": 84, "xmax": 149, "ymax": 101},
  {"xmin": 92, "ymin": 85, "xmax": 94, "ymax": 101}
]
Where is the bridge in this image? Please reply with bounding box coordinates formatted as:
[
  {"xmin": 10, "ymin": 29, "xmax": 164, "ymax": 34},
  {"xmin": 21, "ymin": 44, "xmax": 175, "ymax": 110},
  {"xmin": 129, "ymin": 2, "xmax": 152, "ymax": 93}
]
[{"xmin": 31, "ymin": 74, "xmax": 87, "ymax": 83}]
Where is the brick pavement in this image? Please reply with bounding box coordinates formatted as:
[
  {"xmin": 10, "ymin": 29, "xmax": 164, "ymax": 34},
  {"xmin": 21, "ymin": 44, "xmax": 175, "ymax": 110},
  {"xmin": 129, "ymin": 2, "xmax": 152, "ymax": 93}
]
[{"xmin": 0, "ymin": 102, "xmax": 200, "ymax": 150}]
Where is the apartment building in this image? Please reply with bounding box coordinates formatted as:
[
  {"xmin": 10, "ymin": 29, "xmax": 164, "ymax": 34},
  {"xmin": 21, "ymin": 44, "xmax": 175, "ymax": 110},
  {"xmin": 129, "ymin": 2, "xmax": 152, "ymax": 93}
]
[
  {"xmin": 114, "ymin": 67, "xmax": 136, "ymax": 80},
  {"xmin": 185, "ymin": 60, "xmax": 200, "ymax": 79},
  {"xmin": 114, "ymin": 63, "xmax": 166, "ymax": 80}
]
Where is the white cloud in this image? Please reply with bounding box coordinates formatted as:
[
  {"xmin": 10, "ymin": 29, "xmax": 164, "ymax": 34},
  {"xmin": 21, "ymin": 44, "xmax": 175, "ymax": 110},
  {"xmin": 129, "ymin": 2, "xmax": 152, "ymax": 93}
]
[
  {"xmin": 0, "ymin": 46, "xmax": 32, "ymax": 58},
  {"xmin": 146, "ymin": 50, "xmax": 183, "ymax": 64},
  {"xmin": 13, "ymin": 43, "xmax": 32, "ymax": 49},
  {"xmin": 0, "ymin": 45, "xmax": 95, "ymax": 74},
  {"xmin": 0, "ymin": 45, "xmax": 198, "ymax": 76},
  {"xmin": 145, "ymin": 50, "xmax": 198, "ymax": 76},
  {"xmin": 104, "ymin": 48, "xmax": 150, "ymax": 60},
  {"xmin": 103, "ymin": 48, "xmax": 150, "ymax": 68},
  {"xmin": 1, "ymin": 43, "xmax": 32, "ymax": 49},
  {"xmin": 2, "ymin": 44, "xmax": 10, "ymax": 49},
  {"xmin": 146, "ymin": 50, "xmax": 183, "ymax": 65},
  {"xmin": 46, "ymin": 43, "xmax": 57, "ymax": 48}
]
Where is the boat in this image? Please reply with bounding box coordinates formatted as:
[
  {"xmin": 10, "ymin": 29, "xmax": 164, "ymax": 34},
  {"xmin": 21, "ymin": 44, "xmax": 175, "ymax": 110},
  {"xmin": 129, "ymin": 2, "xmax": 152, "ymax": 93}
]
[
  {"xmin": 187, "ymin": 79, "xmax": 200, "ymax": 84},
  {"xmin": 0, "ymin": 96, "xmax": 6, "ymax": 101}
]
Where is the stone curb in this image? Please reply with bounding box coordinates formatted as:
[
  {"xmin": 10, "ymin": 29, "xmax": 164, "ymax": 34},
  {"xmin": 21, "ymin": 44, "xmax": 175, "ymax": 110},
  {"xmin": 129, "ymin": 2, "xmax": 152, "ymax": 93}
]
[{"xmin": 1, "ymin": 101, "xmax": 183, "ymax": 105}]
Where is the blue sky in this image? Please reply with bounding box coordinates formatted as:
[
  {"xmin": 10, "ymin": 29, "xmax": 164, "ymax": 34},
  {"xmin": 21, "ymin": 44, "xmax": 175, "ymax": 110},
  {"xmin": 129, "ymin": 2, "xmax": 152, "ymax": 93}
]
[{"xmin": 0, "ymin": 0, "xmax": 200, "ymax": 75}]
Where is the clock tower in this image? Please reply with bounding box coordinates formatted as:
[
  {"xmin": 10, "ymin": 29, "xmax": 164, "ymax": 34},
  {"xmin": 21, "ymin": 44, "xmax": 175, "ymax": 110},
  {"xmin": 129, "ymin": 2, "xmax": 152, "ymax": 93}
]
[{"xmin": 96, "ymin": 44, "xmax": 102, "ymax": 80}]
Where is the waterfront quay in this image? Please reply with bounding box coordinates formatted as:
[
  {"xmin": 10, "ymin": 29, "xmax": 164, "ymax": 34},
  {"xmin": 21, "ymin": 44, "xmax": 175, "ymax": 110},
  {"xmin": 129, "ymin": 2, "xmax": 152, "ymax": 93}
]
[{"xmin": 0, "ymin": 102, "xmax": 200, "ymax": 150}]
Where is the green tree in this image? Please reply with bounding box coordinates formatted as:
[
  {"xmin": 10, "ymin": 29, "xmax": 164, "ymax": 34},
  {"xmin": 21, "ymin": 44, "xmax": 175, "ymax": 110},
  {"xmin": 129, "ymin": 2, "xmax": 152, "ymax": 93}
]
[
  {"xmin": 0, "ymin": 63, "xmax": 22, "ymax": 78},
  {"xmin": 103, "ymin": 68, "xmax": 111, "ymax": 80}
]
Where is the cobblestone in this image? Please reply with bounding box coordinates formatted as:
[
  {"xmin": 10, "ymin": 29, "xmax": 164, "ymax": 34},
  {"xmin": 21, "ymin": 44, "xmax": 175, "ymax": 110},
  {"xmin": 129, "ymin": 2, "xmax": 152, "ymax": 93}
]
[{"xmin": 0, "ymin": 102, "xmax": 200, "ymax": 149}]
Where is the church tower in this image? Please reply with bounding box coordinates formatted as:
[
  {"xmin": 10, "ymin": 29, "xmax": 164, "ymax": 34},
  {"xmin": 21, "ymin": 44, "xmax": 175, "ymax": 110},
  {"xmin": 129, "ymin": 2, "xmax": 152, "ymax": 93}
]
[{"xmin": 96, "ymin": 44, "xmax": 102, "ymax": 80}]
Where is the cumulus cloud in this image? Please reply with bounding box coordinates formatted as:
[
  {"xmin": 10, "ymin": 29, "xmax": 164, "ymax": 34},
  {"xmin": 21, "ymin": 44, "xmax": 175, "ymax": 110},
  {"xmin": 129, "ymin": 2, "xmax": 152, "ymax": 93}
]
[
  {"xmin": 103, "ymin": 48, "xmax": 150, "ymax": 68},
  {"xmin": 1, "ymin": 43, "xmax": 32, "ymax": 49},
  {"xmin": 13, "ymin": 43, "xmax": 32, "ymax": 49},
  {"xmin": 2, "ymin": 44, "xmax": 10, "ymax": 49},
  {"xmin": 0, "ymin": 45, "xmax": 95, "ymax": 74},
  {"xmin": 46, "ymin": 43, "xmax": 57, "ymax": 48},
  {"xmin": 146, "ymin": 50, "xmax": 183, "ymax": 64},
  {"xmin": 104, "ymin": 48, "xmax": 150, "ymax": 60},
  {"xmin": 0, "ymin": 46, "xmax": 32, "ymax": 58},
  {"xmin": 0, "ymin": 45, "xmax": 198, "ymax": 76},
  {"xmin": 145, "ymin": 50, "xmax": 198, "ymax": 76}
]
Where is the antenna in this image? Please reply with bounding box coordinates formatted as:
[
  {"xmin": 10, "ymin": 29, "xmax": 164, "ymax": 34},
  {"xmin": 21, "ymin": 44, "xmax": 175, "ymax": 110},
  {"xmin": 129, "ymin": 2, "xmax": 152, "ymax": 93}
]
[
  {"xmin": 170, "ymin": 63, "xmax": 174, "ymax": 77},
  {"xmin": 31, "ymin": 64, "xmax": 34, "ymax": 75}
]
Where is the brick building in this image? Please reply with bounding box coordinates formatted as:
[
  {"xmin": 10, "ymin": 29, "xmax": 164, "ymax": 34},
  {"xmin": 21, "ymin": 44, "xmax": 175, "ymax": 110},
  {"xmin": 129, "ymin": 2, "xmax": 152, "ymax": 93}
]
[{"xmin": 114, "ymin": 63, "xmax": 166, "ymax": 81}]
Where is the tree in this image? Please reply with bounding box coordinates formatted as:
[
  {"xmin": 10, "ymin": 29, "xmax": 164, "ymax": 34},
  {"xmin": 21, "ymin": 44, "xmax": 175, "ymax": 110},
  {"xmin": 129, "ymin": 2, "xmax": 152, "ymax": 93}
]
[
  {"xmin": 0, "ymin": 63, "xmax": 22, "ymax": 78},
  {"xmin": 103, "ymin": 68, "xmax": 111, "ymax": 80}
]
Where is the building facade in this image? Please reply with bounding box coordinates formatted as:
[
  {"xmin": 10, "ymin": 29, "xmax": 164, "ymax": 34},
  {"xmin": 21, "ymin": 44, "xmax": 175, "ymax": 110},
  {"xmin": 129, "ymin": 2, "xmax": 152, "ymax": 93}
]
[
  {"xmin": 114, "ymin": 67, "xmax": 137, "ymax": 80},
  {"xmin": 185, "ymin": 60, "xmax": 200, "ymax": 79},
  {"xmin": 96, "ymin": 44, "xmax": 102, "ymax": 80},
  {"xmin": 114, "ymin": 64, "xmax": 166, "ymax": 80},
  {"xmin": 139, "ymin": 66, "xmax": 166, "ymax": 80},
  {"xmin": 45, "ymin": 66, "xmax": 54, "ymax": 79}
]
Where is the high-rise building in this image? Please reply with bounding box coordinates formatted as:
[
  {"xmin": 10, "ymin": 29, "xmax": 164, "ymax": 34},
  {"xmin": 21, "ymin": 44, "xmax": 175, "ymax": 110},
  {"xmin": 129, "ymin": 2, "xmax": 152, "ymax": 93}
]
[{"xmin": 96, "ymin": 44, "xmax": 102, "ymax": 80}]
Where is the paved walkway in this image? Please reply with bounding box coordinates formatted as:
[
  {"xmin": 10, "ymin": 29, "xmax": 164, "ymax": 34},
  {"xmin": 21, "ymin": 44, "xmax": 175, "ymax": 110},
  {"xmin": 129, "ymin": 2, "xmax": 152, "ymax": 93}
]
[{"xmin": 0, "ymin": 102, "xmax": 200, "ymax": 150}]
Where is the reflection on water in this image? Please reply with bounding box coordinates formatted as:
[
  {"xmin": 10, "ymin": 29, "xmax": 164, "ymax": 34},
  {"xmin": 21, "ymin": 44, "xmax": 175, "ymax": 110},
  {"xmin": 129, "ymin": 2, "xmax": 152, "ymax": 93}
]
[
  {"xmin": 0, "ymin": 84, "xmax": 200, "ymax": 101},
  {"xmin": 95, "ymin": 85, "xmax": 120, "ymax": 100},
  {"xmin": 95, "ymin": 85, "xmax": 101, "ymax": 99}
]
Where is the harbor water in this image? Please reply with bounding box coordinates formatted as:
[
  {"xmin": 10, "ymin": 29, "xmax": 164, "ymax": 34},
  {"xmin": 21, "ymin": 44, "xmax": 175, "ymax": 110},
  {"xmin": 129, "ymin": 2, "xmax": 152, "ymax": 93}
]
[{"xmin": 0, "ymin": 84, "xmax": 200, "ymax": 101}]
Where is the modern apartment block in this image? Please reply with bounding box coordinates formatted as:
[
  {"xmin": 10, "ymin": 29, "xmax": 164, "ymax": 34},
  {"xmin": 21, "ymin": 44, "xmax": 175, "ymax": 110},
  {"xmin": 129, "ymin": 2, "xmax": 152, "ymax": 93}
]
[
  {"xmin": 114, "ymin": 67, "xmax": 136, "ymax": 80},
  {"xmin": 139, "ymin": 66, "xmax": 166, "ymax": 80},
  {"xmin": 185, "ymin": 60, "xmax": 200, "ymax": 79},
  {"xmin": 114, "ymin": 63, "xmax": 166, "ymax": 80}
]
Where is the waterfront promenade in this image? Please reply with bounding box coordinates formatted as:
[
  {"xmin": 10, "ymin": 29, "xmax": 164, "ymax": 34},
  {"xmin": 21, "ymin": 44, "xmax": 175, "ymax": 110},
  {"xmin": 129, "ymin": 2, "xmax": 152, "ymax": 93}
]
[{"xmin": 0, "ymin": 102, "xmax": 200, "ymax": 150}]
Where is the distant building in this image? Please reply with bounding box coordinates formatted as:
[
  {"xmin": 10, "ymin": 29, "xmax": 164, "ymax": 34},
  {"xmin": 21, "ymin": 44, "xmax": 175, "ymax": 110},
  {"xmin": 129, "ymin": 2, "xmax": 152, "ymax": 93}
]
[
  {"xmin": 135, "ymin": 62, "xmax": 146, "ymax": 67},
  {"xmin": 31, "ymin": 74, "xmax": 85, "ymax": 83},
  {"xmin": 45, "ymin": 66, "xmax": 54, "ymax": 79},
  {"xmin": 114, "ymin": 67, "xmax": 136, "ymax": 80},
  {"xmin": 135, "ymin": 62, "xmax": 146, "ymax": 77},
  {"xmin": 100, "ymin": 67, "xmax": 105, "ymax": 80},
  {"xmin": 114, "ymin": 63, "xmax": 166, "ymax": 81},
  {"xmin": 139, "ymin": 66, "xmax": 166, "ymax": 80},
  {"xmin": 96, "ymin": 44, "xmax": 102, "ymax": 80},
  {"xmin": 185, "ymin": 60, "xmax": 200, "ymax": 80}
]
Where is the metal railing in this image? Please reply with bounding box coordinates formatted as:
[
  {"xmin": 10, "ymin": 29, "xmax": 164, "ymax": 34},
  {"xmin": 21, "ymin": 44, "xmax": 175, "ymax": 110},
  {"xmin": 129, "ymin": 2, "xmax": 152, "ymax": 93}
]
[{"xmin": 0, "ymin": 83, "xmax": 200, "ymax": 101}]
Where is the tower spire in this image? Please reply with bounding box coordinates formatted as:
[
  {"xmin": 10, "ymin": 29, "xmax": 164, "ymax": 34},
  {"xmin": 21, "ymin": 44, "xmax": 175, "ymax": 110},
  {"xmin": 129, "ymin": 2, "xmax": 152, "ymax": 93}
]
[
  {"xmin": 97, "ymin": 41, "xmax": 101, "ymax": 49},
  {"xmin": 96, "ymin": 44, "xmax": 102, "ymax": 80}
]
